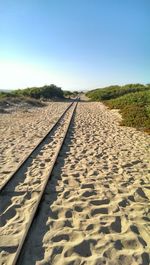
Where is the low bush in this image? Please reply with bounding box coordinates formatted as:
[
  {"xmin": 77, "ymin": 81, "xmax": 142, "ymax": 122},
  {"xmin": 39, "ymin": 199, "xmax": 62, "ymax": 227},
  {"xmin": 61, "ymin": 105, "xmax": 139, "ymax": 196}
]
[
  {"xmin": 86, "ymin": 84, "xmax": 150, "ymax": 101},
  {"xmin": 11, "ymin": 84, "xmax": 64, "ymax": 99},
  {"xmin": 0, "ymin": 84, "xmax": 64, "ymax": 100},
  {"xmin": 86, "ymin": 84, "xmax": 150, "ymax": 132}
]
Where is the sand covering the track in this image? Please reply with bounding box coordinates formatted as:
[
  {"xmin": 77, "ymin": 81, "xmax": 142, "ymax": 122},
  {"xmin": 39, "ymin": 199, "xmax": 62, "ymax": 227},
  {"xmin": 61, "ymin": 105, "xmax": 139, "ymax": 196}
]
[
  {"xmin": 18, "ymin": 102, "xmax": 149, "ymax": 265},
  {"xmin": 0, "ymin": 101, "xmax": 150, "ymax": 265},
  {"xmin": 0, "ymin": 102, "xmax": 70, "ymax": 188}
]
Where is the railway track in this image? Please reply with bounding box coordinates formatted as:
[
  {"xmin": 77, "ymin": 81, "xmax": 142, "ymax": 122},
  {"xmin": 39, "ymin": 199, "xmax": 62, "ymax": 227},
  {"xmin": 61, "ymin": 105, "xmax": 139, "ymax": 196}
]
[
  {"xmin": 0, "ymin": 101, "xmax": 74, "ymax": 192},
  {"xmin": 0, "ymin": 99, "xmax": 78, "ymax": 265}
]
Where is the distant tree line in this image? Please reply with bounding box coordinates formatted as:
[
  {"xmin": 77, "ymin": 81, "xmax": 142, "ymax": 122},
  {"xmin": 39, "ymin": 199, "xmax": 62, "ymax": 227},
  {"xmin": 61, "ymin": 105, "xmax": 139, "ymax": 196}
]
[{"xmin": 63, "ymin": 90, "xmax": 79, "ymax": 97}]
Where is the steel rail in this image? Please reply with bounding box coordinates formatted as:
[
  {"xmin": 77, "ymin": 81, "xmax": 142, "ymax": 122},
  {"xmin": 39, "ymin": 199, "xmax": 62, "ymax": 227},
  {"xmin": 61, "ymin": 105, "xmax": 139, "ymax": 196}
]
[
  {"xmin": 10, "ymin": 99, "xmax": 78, "ymax": 265},
  {"xmin": 0, "ymin": 100, "xmax": 75, "ymax": 192}
]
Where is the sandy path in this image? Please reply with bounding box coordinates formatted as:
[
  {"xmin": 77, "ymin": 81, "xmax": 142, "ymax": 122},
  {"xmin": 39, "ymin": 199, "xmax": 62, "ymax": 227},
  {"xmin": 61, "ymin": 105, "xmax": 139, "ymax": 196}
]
[
  {"xmin": 16, "ymin": 102, "xmax": 150, "ymax": 265},
  {"xmin": 0, "ymin": 103, "xmax": 76, "ymax": 265},
  {"xmin": 0, "ymin": 102, "xmax": 70, "ymax": 188}
]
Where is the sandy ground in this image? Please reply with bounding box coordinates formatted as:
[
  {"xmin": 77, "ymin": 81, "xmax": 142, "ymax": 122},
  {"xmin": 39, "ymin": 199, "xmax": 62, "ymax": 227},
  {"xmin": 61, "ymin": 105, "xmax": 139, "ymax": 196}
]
[
  {"xmin": 18, "ymin": 102, "xmax": 150, "ymax": 265},
  {"xmin": 0, "ymin": 102, "xmax": 76, "ymax": 265},
  {"xmin": 0, "ymin": 101, "xmax": 70, "ymax": 188},
  {"xmin": 0, "ymin": 101, "xmax": 150, "ymax": 265}
]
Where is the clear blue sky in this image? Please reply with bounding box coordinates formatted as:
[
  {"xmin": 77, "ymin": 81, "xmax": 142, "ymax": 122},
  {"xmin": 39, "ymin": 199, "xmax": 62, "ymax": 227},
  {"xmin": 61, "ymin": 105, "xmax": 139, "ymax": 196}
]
[{"xmin": 0, "ymin": 0, "xmax": 150, "ymax": 90}]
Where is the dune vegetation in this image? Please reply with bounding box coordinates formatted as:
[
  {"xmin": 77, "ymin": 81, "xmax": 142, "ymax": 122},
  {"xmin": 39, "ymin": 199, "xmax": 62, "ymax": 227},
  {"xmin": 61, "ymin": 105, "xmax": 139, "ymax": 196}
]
[
  {"xmin": 63, "ymin": 90, "xmax": 79, "ymax": 98},
  {"xmin": 86, "ymin": 84, "xmax": 150, "ymax": 132},
  {"xmin": 0, "ymin": 84, "xmax": 64, "ymax": 100}
]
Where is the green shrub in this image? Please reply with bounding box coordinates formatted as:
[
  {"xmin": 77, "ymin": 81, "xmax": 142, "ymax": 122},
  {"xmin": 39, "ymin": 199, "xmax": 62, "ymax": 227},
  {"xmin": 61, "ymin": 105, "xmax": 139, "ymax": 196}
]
[
  {"xmin": 86, "ymin": 84, "xmax": 150, "ymax": 101},
  {"xmin": 121, "ymin": 105, "xmax": 149, "ymax": 127},
  {"xmin": 1, "ymin": 84, "xmax": 64, "ymax": 99},
  {"xmin": 86, "ymin": 84, "xmax": 150, "ymax": 132}
]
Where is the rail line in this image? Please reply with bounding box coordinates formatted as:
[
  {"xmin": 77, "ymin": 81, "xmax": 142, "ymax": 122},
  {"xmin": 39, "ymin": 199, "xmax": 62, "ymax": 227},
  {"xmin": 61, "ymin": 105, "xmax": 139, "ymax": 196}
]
[
  {"xmin": 0, "ymin": 99, "xmax": 78, "ymax": 265},
  {"xmin": 0, "ymin": 101, "xmax": 74, "ymax": 192}
]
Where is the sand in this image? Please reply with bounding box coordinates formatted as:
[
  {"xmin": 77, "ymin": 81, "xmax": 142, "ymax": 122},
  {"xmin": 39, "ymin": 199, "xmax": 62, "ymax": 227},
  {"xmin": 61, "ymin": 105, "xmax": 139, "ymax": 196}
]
[
  {"xmin": 0, "ymin": 101, "xmax": 150, "ymax": 265},
  {"xmin": 0, "ymin": 101, "xmax": 70, "ymax": 188}
]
